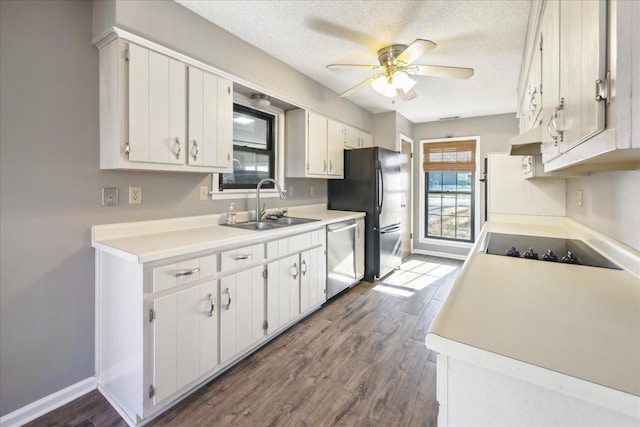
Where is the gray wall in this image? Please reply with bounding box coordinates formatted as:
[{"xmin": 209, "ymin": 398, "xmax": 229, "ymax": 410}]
[
  {"xmin": 373, "ymin": 111, "xmax": 415, "ymax": 151},
  {"xmin": 412, "ymin": 113, "xmax": 520, "ymax": 256},
  {"xmin": 566, "ymin": 170, "xmax": 640, "ymax": 251},
  {"xmin": 0, "ymin": 0, "xmax": 362, "ymax": 416}
]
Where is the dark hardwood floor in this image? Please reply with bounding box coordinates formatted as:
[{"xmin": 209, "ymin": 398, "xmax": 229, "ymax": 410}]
[{"xmin": 25, "ymin": 255, "xmax": 462, "ymax": 427}]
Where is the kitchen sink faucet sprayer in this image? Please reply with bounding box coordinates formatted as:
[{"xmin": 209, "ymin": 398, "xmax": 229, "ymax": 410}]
[{"xmin": 256, "ymin": 178, "xmax": 286, "ymax": 221}]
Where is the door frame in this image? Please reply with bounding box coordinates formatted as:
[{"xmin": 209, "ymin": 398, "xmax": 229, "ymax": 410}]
[{"xmin": 399, "ymin": 133, "xmax": 414, "ymax": 256}]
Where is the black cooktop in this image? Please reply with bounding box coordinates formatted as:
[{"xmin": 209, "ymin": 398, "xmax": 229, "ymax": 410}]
[{"xmin": 481, "ymin": 232, "xmax": 621, "ymax": 270}]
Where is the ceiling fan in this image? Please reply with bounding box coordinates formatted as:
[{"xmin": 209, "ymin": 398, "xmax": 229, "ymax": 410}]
[{"xmin": 327, "ymin": 39, "xmax": 474, "ymax": 101}]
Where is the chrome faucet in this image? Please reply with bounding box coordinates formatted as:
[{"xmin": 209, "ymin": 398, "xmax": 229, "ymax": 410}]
[{"xmin": 256, "ymin": 178, "xmax": 286, "ymax": 221}]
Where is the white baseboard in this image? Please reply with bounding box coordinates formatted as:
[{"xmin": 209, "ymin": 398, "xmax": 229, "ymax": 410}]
[
  {"xmin": 0, "ymin": 377, "xmax": 97, "ymax": 427},
  {"xmin": 413, "ymin": 248, "xmax": 468, "ymax": 261}
]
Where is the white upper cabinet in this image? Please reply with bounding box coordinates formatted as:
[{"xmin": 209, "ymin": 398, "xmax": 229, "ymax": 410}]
[
  {"xmin": 97, "ymin": 36, "xmax": 233, "ymax": 173},
  {"xmin": 557, "ymin": 0, "xmax": 607, "ymax": 152},
  {"xmin": 286, "ymin": 109, "xmax": 344, "ymax": 179},
  {"xmin": 187, "ymin": 67, "xmax": 233, "ymax": 170},
  {"xmin": 519, "ymin": 0, "xmax": 639, "ymax": 172},
  {"xmin": 345, "ymin": 125, "xmax": 373, "ymax": 149}
]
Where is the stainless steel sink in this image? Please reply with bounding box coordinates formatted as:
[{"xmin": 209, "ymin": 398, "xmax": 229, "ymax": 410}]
[
  {"xmin": 265, "ymin": 217, "xmax": 319, "ymax": 225},
  {"xmin": 225, "ymin": 217, "xmax": 318, "ymax": 231}
]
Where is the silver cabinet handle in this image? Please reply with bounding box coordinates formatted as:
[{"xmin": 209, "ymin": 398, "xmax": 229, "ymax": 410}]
[
  {"xmin": 175, "ymin": 137, "xmax": 182, "ymax": 159},
  {"xmin": 175, "ymin": 267, "xmax": 200, "ymax": 277},
  {"xmin": 291, "ymin": 262, "xmax": 299, "ymax": 280},
  {"xmin": 323, "ymin": 160, "xmax": 327, "ymax": 172},
  {"xmin": 192, "ymin": 140, "xmax": 199, "ymax": 160},
  {"xmin": 223, "ymin": 288, "xmax": 232, "ymax": 310},
  {"xmin": 207, "ymin": 293, "xmax": 215, "ymax": 317},
  {"xmin": 357, "ymin": 225, "xmax": 361, "ymax": 238},
  {"xmin": 329, "ymin": 160, "xmax": 333, "ymax": 172},
  {"xmin": 301, "ymin": 259, "xmax": 308, "ymax": 276},
  {"xmin": 234, "ymin": 254, "xmax": 252, "ymax": 261}
]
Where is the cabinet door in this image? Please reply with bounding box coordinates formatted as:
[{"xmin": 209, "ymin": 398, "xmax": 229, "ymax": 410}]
[
  {"xmin": 152, "ymin": 281, "xmax": 218, "ymax": 405},
  {"xmin": 128, "ymin": 43, "xmax": 150, "ymax": 162},
  {"xmin": 541, "ymin": 0, "xmax": 561, "ymax": 162},
  {"xmin": 344, "ymin": 124, "xmax": 360, "ymax": 149},
  {"xmin": 559, "ymin": 0, "xmax": 606, "ymax": 152},
  {"xmin": 168, "ymin": 59, "xmax": 187, "ymax": 165},
  {"xmin": 361, "ymin": 132, "xmax": 373, "ymax": 148},
  {"xmin": 199, "ymin": 282, "xmax": 217, "ymax": 375},
  {"xmin": 327, "ymin": 123, "xmax": 344, "ymax": 177},
  {"xmin": 266, "ymin": 255, "xmax": 300, "ymax": 333},
  {"xmin": 201, "ymin": 71, "xmax": 219, "ymax": 167},
  {"xmin": 307, "ymin": 111, "xmax": 328, "ymax": 176},
  {"xmin": 355, "ymin": 218, "xmax": 365, "ymax": 279},
  {"xmin": 300, "ymin": 246, "xmax": 326, "ymax": 313},
  {"xmin": 152, "ymin": 293, "xmax": 177, "ymax": 405},
  {"xmin": 220, "ymin": 266, "xmax": 264, "ymax": 364},
  {"xmin": 216, "ymin": 78, "xmax": 233, "ymax": 171},
  {"xmin": 188, "ymin": 67, "xmax": 204, "ymax": 166}
]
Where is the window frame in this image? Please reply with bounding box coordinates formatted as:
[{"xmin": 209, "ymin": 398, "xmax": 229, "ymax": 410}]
[
  {"xmin": 424, "ymin": 171, "xmax": 475, "ymax": 242},
  {"xmin": 220, "ymin": 104, "xmax": 275, "ymax": 191},
  {"xmin": 211, "ymin": 93, "xmax": 285, "ymax": 200},
  {"xmin": 418, "ymin": 137, "xmax": 482, "ymax": 249}
]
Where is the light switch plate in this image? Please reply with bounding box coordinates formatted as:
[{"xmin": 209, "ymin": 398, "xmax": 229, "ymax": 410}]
[
  {"xmin": 101, "ymin": 187, "xmax": 118, "ymax": 207},
  {"xmin": 199, "ymin": 186, "xmax": 209, "ymax": 201},
  {"xmin": 129, "ymin": 187, "xmax": 142, "ymax": 204}
]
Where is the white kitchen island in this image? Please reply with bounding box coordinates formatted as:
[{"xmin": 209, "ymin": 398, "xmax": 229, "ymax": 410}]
[{"xmin": 425, "ymin": 215, "xmax": 640, "ymax": 426}]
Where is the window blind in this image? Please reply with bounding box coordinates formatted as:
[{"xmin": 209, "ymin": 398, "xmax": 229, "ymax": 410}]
[{"xmin": 423, "ymin": 140, "xmax": 476, "ymax": 172}]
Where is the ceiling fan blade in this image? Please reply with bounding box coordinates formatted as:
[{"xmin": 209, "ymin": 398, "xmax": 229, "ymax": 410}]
[
  {"xmin": 339, "ymin": 74, "xmax": 383, "ymax": 97},
  {"xmin": 398, "ymin": 88, "xmax": 417, "ymax": 101},
  {"xmin": 396, "ymin": 39, "xmax": 437, "ymax": 65},
  {"xmin": 409, "ymin": 64, "xmax": 474, "ymax": 79},
  {"xmin": 327, "ymin": 63, "xmax": 382, "ymax": 70}
]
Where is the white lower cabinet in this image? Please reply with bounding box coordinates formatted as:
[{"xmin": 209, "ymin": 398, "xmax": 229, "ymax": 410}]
[
  {"xmin": 152, "ymin": 280, "xmax": 217, "ymax": 405},
  {"xmin": 355, "ymin": 218, "xmax": 365, "ymax": 280},
  {"xmin": 220, "ymin": 265, "xmax": 264, "ymax": 364},
  {"xmin": 266, "ymin": 229, "xmax": 326, "ymax": 334},
  {"xmin": 96, "ymin": 225, "xmax": 331, "ymax": 425}
]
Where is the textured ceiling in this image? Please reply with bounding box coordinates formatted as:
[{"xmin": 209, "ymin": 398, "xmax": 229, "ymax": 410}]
[{"xmin": 175, "ymin": 0, "xmax": 530, "ymax": 123}]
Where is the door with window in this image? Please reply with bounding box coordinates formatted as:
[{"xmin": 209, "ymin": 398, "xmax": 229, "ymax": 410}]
[{"xmin": 423, "ymin": 140, "xmax": 476, "ymax": 243}]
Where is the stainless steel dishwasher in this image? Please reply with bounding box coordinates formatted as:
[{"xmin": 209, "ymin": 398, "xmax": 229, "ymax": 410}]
[{"xmin": 326, "ymin": 220, "xmax": 358, "ymax": 299}]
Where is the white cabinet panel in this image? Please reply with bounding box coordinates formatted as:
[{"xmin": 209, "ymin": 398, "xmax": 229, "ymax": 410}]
[
  {"xmin": 152, "ymin": 293, "xmax": 177, "ymax": 405},
  {"xmin": 220, "ymin": 266, "xmax": 264, "ymax": 364},
  {"xmin": 199, "ymin": 282, "xmax": 217, "ymax": 375},
  {"xmin": 176, "ymin": 286, "xmax": 200, "ymax": 390},
  {"xmin": 128, "ymin": 43, "xmax": 149, "ymax": 163},
  {"xmin": 308, "ymin": 111, "xmax": 328, "ymax": 176}
]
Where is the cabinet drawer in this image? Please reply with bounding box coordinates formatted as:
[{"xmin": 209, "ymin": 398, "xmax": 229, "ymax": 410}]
[
  {"xmin": 153, "ymin": 255, "xmax": 216, "ymax": 292},
  {"xmin": 220, "ymin": 244, "xmax": 264, "ymax": 272},
  {"xmin": 288, "ymin": 232, "xmax": 312, "ymax": 253}
]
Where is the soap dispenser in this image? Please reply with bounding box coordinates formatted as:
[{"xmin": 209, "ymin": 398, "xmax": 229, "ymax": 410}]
[{"xmin": 226, "ymin": 203, "xmax": 236, "ymax": 225}]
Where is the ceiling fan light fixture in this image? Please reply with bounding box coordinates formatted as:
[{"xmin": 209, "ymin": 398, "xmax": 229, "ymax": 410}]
[
  {"xmin": 250, "ymin": 93, "xmax": 271, "ymax": 109},
  {"xmin": 381, "ymin": 83, "xmax": 397, "ymax": 98},
  {"xmin": 371, "ymin": 75, "xmax": 387, "ymax": 94},
  {"xmin": 391, "ymin": 70, "xmax": 409, "ymax": 89}
]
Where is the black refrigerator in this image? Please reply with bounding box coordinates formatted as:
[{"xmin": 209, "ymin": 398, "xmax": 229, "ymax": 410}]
[{"xmin": 328, "ymin": 147, "xmax": 402, "ymax": 281}]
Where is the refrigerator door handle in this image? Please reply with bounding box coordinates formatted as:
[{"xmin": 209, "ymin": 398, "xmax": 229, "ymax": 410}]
[{"xmin": 377, "ymin": 160, "xmax": 384, "ymax": 214}]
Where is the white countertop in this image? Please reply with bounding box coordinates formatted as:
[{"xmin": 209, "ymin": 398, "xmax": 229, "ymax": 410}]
[
  {"xmin": 426, "ymin": 215, "xmax": 640, "ymax": 411},
  {"xmin": 92, "ymin": 204, "xmax": 364, "ymax": 263}
]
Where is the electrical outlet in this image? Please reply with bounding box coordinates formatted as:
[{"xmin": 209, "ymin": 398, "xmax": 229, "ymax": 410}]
[
  {"xmin": 288, "ymin": 186, "xmax": 294, "ymax": 198},
  {"xmin": 577, "ymin": 190, "xmax": 583, "ymax": 207},
  {"xmin": 199, "ymin": 186, "xmax": 209, "ymax": 201},
  {"xmin": 129, "ymin": 187, "xmax": 142, "ymax": 204},
  {"xmin": 101, "ymin": 187, "xmax": 118, "ymax": 207},
  {"xmin": 310, "ymin": 186, "xmax": 315, "ymax": 196}
]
